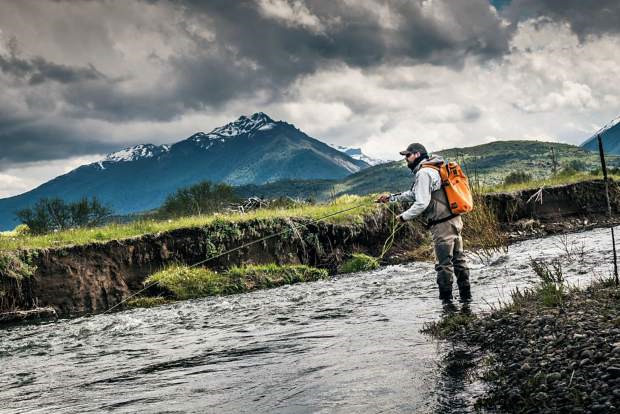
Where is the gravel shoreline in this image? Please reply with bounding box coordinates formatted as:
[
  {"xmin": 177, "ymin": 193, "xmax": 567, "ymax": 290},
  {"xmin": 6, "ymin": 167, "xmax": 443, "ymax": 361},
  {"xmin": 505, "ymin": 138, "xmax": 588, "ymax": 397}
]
[{"xmin": 440, "ymin": 280, "xmax": 620, "ymax": 413}]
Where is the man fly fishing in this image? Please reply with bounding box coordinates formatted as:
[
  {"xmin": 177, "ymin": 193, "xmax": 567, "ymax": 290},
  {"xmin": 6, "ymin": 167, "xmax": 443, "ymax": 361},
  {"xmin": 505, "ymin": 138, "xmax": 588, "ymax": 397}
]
[{"xmin": 377, "ymin": 143, "xmax": 472, "ymax": 303}]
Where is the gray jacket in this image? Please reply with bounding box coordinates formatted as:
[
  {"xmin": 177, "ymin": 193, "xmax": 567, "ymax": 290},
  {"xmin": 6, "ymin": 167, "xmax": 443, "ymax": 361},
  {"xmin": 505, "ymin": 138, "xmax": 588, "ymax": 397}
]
[{"xmin": 389, "ymin": 155, "xmax": 453, "ymax": 222}]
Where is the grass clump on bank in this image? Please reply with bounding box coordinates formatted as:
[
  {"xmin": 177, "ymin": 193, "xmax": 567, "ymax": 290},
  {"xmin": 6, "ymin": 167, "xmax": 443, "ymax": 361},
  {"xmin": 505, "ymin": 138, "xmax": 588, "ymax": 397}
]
[
  {"xmin": 421, "ymin": 311, "xmax": 478, "ymax": 339},
  {"xmin": 144, "ymin": 263, "xmax": 329, "ymax": 301},
  {"xmin": 337, "ymin": 253, "xmax": 379, "ymax": 274},
  {"xmin": 0, "ymin": 195, "xmax": 377, "ymax": 251},
  {"xmin": 0, "ymin": 251, "xmax": 37, "ymax": 280}
]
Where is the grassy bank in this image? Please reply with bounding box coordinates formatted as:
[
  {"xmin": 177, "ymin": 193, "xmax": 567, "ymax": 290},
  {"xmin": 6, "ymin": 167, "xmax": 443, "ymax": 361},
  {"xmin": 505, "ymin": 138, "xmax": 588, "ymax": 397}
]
[
  {"xmin": 0, "ymin": 195, "xmax": 378, "ymax": 251},
  {"xmin": 133, "ymin": 263, "xmax": 329, "ymax": 303},
  {"xmin": 482, "ymin": 171, "xmax": 620, "ymax": 194}
]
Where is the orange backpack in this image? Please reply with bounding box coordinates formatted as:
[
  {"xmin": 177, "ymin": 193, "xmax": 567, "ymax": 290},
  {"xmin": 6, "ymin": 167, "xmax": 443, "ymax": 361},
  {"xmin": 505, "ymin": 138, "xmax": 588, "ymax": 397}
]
[{"xmin": 423, "ymin": 161, "xmax": 474, "ymax": 215}]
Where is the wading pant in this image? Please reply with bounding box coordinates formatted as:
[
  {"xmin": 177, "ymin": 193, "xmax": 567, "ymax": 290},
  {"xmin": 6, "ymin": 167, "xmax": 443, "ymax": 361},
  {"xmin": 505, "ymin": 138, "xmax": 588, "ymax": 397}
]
[{"xmin": 430, "ymin": 216, "xmax": 470, "ymax": 300}]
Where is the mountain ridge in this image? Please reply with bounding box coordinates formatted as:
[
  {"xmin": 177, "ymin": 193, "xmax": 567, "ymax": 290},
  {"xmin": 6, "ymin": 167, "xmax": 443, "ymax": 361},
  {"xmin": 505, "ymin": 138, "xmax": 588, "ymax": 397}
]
[{"xmin": 0, "ymin": 113, "xmax": 369, "ymax": 230}]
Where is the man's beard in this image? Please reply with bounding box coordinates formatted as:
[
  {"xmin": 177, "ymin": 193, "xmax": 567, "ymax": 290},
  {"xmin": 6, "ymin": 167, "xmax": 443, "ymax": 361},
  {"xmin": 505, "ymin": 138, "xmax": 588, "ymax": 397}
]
[{"xmin": 408, "ymin": 154, "xmax": 428, "ymax": 171}]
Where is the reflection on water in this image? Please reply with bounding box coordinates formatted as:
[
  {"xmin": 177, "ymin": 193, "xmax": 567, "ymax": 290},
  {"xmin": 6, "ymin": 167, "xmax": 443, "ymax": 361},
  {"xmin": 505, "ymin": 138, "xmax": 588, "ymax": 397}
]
[{"xmin": 1, "ymin": 226, "xmax": 617, "ymax": 413}]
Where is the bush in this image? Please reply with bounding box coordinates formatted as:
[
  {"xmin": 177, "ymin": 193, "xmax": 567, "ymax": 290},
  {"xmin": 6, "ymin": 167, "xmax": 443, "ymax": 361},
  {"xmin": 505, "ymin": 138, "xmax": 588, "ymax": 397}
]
[
  {"xmin": 502, "ymin": 171, "xmax": 532, "ymax": 186},
  {"xmin": 158, "ymin": 181, "xmax": 239, "ymax": 218},
  {"xmin": 338, "ymin": 253, "xmax": 379, "ymax": 273},
  {"xmin": 15, "ymin": 197, "xmax": 112, "ymax": 234},
  {"xmin": 13, "ymin": 224, "xmax": 30, "ymax": 236}
]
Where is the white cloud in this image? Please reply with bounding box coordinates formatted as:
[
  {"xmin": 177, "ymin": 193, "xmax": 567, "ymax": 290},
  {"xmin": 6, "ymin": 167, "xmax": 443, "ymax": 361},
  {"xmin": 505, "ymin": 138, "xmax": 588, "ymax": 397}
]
[
  {"xmin": 264, "ymin": 17, "xmax": 620, "ymax": 160},
  {"xmin": 256, "ymin": 0, "xmax": 326, "ymax": 34},
  {"xmin": 0, "ymin": 155, "xmax": 104, "ymax": 198}
]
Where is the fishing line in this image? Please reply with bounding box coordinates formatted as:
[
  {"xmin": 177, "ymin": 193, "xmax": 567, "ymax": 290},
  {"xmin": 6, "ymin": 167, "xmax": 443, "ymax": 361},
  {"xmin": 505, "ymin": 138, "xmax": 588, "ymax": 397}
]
[{"xmin": 104, "ymin": 201, "xmax": 379, "ymax": 314}]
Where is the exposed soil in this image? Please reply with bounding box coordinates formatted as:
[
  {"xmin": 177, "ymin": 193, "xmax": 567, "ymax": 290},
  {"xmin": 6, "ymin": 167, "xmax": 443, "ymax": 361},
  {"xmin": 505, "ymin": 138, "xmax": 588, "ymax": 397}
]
[{"xmin": 0, "ymin": 209, "xmax": 427, "ymax": 319}]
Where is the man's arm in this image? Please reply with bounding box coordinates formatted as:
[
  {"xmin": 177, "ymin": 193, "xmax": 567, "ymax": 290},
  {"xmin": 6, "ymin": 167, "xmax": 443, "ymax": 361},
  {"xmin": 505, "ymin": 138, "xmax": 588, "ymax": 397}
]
[
  {"xmin": 389, "ymin": 190, "xmax": 415, "ymax": 203},
  {"xmin": 399, "ymin": 171, "xmax": 433, "ymax": 221}
]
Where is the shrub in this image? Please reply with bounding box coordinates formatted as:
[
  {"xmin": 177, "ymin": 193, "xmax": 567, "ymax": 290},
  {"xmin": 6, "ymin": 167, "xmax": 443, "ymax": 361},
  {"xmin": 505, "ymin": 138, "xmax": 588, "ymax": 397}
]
[
  {"xmin": 502, "ymin": 171, "xmax": 532, "ymax": 186},
  {"xmin": 15, "ymin": 197, "xmax": 112, "ymax": 234},
  {"xmin": 338, "ymin": 253, "xmax": 379, "ymax": 274},
  {"xmin": 13, "ymin": 224, "xmax": 30, "ymax": 236},
  {"xmin": 158, "ymin": 181, "xmax": 238, "ymax": 218}
]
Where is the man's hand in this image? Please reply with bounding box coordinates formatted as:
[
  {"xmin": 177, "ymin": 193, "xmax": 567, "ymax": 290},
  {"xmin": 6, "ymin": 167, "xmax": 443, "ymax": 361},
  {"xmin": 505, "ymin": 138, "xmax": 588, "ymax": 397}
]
[
  {"xmin": 376, "ymin": 194, "xmax": 390, "ymax": 203},
  {"xmin": 397, "ymin": 215, "xmax": 406, "ymax": 223}
]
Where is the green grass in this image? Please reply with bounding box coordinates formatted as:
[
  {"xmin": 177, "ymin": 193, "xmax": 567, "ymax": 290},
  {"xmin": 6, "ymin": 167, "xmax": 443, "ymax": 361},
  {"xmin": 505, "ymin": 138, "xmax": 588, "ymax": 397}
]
[
  {"xmin": 421, "ymin": 311, "xmax": 478, "ymax": 338},
  {"xmin": 482, "ymin": 171, "xmax": 619, "ymax": 193},
  {"xmin": 0, "ymin": 195, "xmax": 377, "ymax": 251},
  {"xmin": 337, "ymin": 253, "xmax": 380, "ymax": 273},
  {"xmin": 0, "ymin": 251, "xmax": 37, "ymax": 280},
  {"xmin": 145, "ymin": 263, "xmax": 329, "ymax": 300}
]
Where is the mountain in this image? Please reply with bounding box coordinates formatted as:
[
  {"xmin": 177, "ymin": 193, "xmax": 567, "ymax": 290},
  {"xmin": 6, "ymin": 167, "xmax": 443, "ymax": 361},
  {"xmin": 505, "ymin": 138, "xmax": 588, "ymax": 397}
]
[
  {"xmin": 327, "ymin": 144, "xmax": 387, "ymax": 166},
  {"xmin": 581, "ymin": 115, "xmax": 620, "ymax": 154},
  {"xmin": 0, "ymin": 113, "xmax": 369, "ymax": 230},
  {"xmin": 235, "ymin": 140, "xmax": 620, "ymax": 200}
]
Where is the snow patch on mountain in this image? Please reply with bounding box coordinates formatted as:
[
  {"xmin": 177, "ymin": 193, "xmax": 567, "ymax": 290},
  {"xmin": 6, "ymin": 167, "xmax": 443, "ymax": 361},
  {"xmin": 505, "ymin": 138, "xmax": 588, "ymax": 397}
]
[
  {"xmin": 327, "ymin": 143, "xmax": 387, "ymax": 166},
  {"xmin": 594, "ymin": 115, "xmax": 620, "ymax": 136},
  {"xmin": 104, "ymin": 143, "xmax": 170, "ymax": 163},
  {"xmin": 209, "ymin": 112, "xmax": 276, "ymax": 137}
]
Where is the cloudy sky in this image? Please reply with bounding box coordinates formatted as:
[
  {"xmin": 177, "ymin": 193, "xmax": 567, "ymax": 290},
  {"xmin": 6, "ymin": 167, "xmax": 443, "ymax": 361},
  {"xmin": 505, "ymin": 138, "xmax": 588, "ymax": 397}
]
[{"xmin": 1, "ymin": 0, "xmax": 619, "ymax": 198}]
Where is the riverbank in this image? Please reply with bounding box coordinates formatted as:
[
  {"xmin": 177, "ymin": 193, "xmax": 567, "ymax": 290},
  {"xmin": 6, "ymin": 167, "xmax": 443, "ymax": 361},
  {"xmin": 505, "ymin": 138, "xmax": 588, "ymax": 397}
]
[
  {"xmin": 430, "ymin": 277, "xmax": 620, "ymax": 413},
  {"xmin": 1, "ymin": 179, "xmax": 619, "ymax": 322}
]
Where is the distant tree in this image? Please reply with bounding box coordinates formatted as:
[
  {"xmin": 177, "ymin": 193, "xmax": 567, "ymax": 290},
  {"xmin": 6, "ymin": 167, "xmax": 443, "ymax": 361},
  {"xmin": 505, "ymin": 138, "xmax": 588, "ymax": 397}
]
[
  {"xmin": 565, "ymin": 159, "xmax": 587, "ymax": 172},
  {"xmin": 157, "ymin": 181, "xmax": 239, "ymax": 218},
  {"xmin": 15, "ymin": 197, "xmax": 113, "ymax": 234},
  {"xmin": 503, "ymin": 171, "xmax": 532, "ymax": 186}
]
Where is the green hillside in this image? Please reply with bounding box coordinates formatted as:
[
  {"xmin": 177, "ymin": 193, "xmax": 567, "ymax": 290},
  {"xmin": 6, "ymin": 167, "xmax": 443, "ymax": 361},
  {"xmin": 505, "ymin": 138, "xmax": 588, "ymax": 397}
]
[{"xmin": 236, "ymin": 140, "xmax": 620, "ymax": 200}]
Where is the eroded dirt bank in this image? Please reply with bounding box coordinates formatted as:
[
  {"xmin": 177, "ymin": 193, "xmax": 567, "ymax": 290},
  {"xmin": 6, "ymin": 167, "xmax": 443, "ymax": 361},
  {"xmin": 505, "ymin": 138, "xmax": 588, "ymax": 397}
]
[
  {"xmin": 1, "ymin": 179, "xmax": 619, "ymax": 320},
  {"xmin": 0, "ymin": 209, "xmax": 426, "ymax": 318}
]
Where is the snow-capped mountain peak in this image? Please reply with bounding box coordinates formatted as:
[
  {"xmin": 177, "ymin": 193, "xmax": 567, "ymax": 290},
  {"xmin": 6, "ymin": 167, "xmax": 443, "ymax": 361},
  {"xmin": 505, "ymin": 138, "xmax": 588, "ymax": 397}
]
[
  {"xmin": 104, "ymin": 143, "xmax": 170, "ymax": 163},
  {"xmin": 595, "ymin": 115, "xmax": 620, "ymax": 136},
  {"xmin": 208, "ymin": 112, "xmax": 276, "ymax": 137},
  {"xmin": 327, "ymin": 143, "xmax": 387, "ymax": 166}
]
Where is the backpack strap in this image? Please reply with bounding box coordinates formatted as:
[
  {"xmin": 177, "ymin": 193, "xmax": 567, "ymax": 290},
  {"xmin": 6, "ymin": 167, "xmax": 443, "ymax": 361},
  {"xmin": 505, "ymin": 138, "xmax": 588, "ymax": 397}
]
[
  {"xmin": 426, "ymin": 213, "xmax": 459, "ymax": 228},
  {"xmin": 421, "ymin": 163, "xmax": 450, "ymax": 207}
]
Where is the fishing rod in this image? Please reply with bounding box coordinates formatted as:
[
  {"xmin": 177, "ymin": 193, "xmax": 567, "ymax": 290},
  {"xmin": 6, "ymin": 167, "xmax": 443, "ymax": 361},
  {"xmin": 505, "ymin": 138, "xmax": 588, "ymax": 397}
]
[
  {"xmin": 104, "ymin": 200, "xmax": 386, "ymax": 314},
  {"xmin": 597, "ymin": 134, "xmax": 619, "ymax": 285}
]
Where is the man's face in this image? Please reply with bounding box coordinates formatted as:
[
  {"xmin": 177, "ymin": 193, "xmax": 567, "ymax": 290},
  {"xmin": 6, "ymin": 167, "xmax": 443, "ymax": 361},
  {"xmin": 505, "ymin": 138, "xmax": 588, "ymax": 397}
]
[
  {"xmin": 404, "ymin": 152, "xmax": 420, "ymax": 162},
  {"xmin": 405, "ymin": 151, "xmax": 421, "ymax": 169}
]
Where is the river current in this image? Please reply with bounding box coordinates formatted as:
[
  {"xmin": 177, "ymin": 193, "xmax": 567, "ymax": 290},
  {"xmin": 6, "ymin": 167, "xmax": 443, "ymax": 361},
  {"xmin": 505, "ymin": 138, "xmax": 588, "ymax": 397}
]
[{"xmin": 1, "ymin": 226, "xmax": 618, "ymax": 413}]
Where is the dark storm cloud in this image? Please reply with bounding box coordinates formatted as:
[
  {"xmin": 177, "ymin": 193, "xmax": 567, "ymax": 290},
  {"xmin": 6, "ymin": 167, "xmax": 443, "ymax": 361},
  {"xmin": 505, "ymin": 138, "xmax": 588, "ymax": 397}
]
[
  {"xmin": 0, "ymin": 117, "xmax": 118, "ymax": 171},
  {"xmin": 0, "ymin": 53, "xmax": 103, "ymax": 85},
  {"xmin": 146, "ymin": 0, "xmax": 510, "ymax": 117},
  {"xmin": 505, "ymin": 0, "xmax": 620, "ymax": 38},
  {"xmin": 174, "ymin": 0, "xmax": 509, "ymax": 74}
]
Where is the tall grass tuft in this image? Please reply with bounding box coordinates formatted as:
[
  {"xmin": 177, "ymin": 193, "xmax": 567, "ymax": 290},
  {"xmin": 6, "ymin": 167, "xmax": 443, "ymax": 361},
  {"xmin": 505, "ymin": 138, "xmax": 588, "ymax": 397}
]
[
  {"xmin": 337, "ymin": 253, "xmax": 380, "ymax": 274},
  {"xmin": 529, "ymin": 258, "xmax": 566, "ymax": 308},
  {"xmin": 462, "ymin": 182, "xmax": 508, "ymax": 261}
]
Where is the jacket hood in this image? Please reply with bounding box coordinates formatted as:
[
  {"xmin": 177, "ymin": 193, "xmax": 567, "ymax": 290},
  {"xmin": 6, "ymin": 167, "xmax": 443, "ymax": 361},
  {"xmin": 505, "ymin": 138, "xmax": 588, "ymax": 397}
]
[{"xmin": 413, "ymin": 154, "xmax": 444, "ymax": 173}]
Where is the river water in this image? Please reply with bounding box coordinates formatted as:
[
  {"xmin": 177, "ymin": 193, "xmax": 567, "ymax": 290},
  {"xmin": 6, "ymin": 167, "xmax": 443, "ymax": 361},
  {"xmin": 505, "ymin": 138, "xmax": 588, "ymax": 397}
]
[{"xmin": 1, "ymin": 226, "xmax": 618, "ymax": 413}]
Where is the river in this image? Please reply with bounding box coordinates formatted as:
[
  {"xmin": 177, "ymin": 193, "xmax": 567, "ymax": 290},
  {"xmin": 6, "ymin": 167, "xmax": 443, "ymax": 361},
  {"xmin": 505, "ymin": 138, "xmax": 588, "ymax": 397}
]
[{"xmin": 1, "ymin": 226, "xmax": 617, "ymax": 413}]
